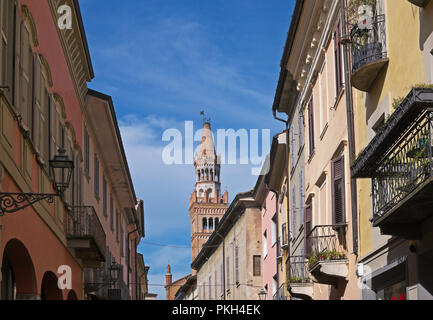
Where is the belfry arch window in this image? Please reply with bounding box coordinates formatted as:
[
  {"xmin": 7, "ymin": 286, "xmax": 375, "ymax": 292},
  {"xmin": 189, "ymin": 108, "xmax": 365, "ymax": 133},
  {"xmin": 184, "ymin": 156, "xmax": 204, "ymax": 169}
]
[
  {"xmin": 215, "ymin": 218, "xmax": 219, "ymax": 228},
  {"xmin": 202, "ymin": 218, "xmax": 208, "ymax": 231},
  {"xmin": 209, "ymin": 218, "xmax": 214, "ymax": 230}
]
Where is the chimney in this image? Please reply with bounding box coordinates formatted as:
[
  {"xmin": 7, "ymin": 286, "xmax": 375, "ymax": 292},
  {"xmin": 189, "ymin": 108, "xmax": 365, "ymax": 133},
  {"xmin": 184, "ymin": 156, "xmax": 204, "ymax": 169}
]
[
  {"xmin": 165, "ymin": 264, "xmax": 172, "ymax": 286},
  {"xmin": 223, "ymin": 190, "xmax": 229, "ymax": 204}
]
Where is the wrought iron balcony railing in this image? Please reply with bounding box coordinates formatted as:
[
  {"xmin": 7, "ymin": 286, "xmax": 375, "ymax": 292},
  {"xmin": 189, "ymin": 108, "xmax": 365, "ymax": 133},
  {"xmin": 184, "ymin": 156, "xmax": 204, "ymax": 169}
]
[
  {"xmin": 305, "ymin": 225, "xmax": 347, "ymax": 270},
  {"xmin": 350, "ymin": 14, "xmax": 387, "ymax": 73},
  {"xmin": 288, "ymin": 256, "xmax": 311, "ymax": 284},
  {"xmin": 66, "ymin": 206, "xmax": 106, "ymax": 262},
  {"xmin": 352, "ymin": 88, "xmax": 433, "ymax": 237}
]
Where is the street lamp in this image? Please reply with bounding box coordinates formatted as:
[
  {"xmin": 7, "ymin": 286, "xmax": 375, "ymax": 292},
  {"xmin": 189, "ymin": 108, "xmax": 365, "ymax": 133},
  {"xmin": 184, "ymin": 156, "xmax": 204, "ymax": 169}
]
[
  {"xmin": 0, "ymin": 148, "xmax": 74, "ymax": 215},
  {"xmin": 49, "ymin": 148, "xmax": 74, "ymax": 195},
  {"xmin": 258, "ymin": 288, "xmax": 267, "ymax": 301},
  {"xmin": 109, "ymin": 259, "xmax": 121, "ymax": 287}
]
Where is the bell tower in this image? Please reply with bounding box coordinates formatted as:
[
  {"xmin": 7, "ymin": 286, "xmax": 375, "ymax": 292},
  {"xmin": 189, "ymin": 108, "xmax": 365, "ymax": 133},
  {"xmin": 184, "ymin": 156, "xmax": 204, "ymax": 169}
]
[{"xmin": 189, "ymin": 120, "xmax": 229, "ymax": 266}]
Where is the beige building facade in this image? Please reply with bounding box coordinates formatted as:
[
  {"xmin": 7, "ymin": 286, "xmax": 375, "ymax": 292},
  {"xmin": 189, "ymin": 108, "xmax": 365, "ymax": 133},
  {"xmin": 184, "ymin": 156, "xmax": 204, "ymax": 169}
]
[
  {"xmin": 192, "ymin": 191, "xmax": 262, "ymax": 300},
  {"xmin": 272, "ymin": 0, "xmax": 360, "ymax": 300}
]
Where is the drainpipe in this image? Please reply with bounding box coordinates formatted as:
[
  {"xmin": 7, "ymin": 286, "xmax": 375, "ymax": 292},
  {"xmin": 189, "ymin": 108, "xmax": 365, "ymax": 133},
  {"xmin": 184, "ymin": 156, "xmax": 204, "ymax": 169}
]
[
  {"xmin": 340, "ymin": 0, "xmax": 358, "ymax": 256},
  {"xmin": 272, "ymin": 110, "xmax": 291, "ymax": 280},
  {"xmin": 127, "ymin": 228, "xmax": 138, "ymax": 299},
  {"xmin": 215, "ymin": 231, "xmax": 226, "ymax": 300}
]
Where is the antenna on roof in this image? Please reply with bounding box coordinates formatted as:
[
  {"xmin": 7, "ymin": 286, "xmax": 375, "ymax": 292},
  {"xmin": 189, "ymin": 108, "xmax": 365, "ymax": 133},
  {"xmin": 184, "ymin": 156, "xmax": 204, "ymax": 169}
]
[{"xmin": 200, "ymin": 110, "xmax": 210, "ymax": 124}]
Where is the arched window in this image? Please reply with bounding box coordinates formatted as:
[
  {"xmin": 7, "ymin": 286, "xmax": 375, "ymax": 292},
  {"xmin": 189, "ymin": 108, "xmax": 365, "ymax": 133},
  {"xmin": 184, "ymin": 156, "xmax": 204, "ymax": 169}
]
[
  {"xmin": 202, "ymin": 218, "xmax": 207, "ymax": 231},
  {"xmin": 215, "ymin": 218, "xmax": 219, "ymax": 228},
  {"xmin": 209, "ymin": 218, "xmax": 213, "ymax": 230}
]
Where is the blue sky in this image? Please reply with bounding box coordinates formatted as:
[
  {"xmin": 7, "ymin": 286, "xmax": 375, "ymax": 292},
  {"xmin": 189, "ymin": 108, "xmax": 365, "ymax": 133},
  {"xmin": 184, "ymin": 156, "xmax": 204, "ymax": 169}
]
[{"xmin": 79, "ymin": 0, "xmax": 294, "ymax": 299}]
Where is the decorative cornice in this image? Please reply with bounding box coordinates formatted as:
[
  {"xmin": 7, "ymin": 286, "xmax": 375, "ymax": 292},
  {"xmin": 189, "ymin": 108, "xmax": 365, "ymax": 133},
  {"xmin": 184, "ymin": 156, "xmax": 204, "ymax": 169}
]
[
  {"xmin": 38, "ymin": 54, "xmax": 53, "ymax": 88},
  {"xmin": 21, "ymin": 5, "xmax": 39, "ymax": 47},
  {"xmin": 48, "ymin": 0, "xmax": 93, "ymax": 106}
]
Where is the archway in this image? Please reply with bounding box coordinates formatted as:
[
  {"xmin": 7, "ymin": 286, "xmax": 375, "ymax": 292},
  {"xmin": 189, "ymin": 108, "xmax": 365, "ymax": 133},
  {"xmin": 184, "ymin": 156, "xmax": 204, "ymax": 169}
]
[
  {"xmin": 40, "ymin": 271, "xmax": 62, "ymax": 300},
  {"xmin": 67, "ymin": 290, "xmax": 78, "ymax": 300},
  {"xmin": 1, "ymin": 239, "xmax": 37, "ymax": 300}
]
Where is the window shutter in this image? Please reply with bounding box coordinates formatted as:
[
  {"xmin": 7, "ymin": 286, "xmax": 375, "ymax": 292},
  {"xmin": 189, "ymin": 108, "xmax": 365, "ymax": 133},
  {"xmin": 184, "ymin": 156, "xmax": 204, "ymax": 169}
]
[
  {"xmin": 304, "ymin": 205, "xmax": 312, "ymax": 256},
  {"xmin": 226, "ymin": 256, "xmax": 230, "ymax": 287},
  {"xmin": 299, "ymin": 169, "xmax": 304, "ymax": 226},
  {"xmin": 110, "ymin": 194, "xmax": 114, "ymax": 229},
  {"xmin": 13, "ymin": 3, "xmax": 21, "ymax": 108},
  {"xmin": 298, "ymin": 113, "xmax": 303, "ymax": 148},
  {"xmin": 332, "ymin": 155, "xmax": 346, "ymax": 225},
  {"xmin": 32, "ymin": 55, "xmax": 41, "ymax": 150},
  {"xmin": 19, "ymin": 24, "xmax": 32, "ymax": 127},
  {"xmin": 290, "ymin": 128, "xmax": 295, "ymax": 169},
  {"xmin": 334, "ymin": 22, "xmax": 343, "ymax": 95},
  {"xmin": 1, "ymin": 0, "xmax": 13, "ymax": 102},
  {"xmin": 291, "ymin": 186, "xmax": 296, "ymax": 238},
  {"xmin": 235, "ymin": 246, "xmax": 239, "ymax": 283},
  {"xmin": 308, "ymin": 98, "xmax": 315, "ymax": 156},
  {"xmin": 220, "ymin": 263, "xmax": 224, "ymax": 295}
]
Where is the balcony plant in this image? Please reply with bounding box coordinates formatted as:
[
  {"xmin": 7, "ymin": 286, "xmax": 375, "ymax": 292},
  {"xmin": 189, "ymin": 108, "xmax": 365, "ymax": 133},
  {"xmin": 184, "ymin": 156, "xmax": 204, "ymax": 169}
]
[
  {"xmin": 308, "ymin": 250, "xmax": 346, "ymax": 269},
  {"xmin": 287, "ymin": 276, "xmax": 311, "ymax": 285}
]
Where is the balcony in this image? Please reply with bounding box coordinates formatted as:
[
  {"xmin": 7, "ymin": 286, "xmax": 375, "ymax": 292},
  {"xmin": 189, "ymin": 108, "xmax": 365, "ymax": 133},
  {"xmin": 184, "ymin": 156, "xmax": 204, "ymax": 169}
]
[
  {"xmin": 306, "ymin": 225, "xmax": 348, "ymax": 286},
  {"xmin": 349, "ymin": 14, "xmax": 388, "ymax": 92},
  {"xmin": 66, "ymin": 206, "xmax": 106, "ymax": 267},
  {"xmin": 352, "ymin": 88, "xmax": 433, "ymax": 239},
  {"xmin": 287, "ymin": 256, "xmax": 313, "ymax": 300}
]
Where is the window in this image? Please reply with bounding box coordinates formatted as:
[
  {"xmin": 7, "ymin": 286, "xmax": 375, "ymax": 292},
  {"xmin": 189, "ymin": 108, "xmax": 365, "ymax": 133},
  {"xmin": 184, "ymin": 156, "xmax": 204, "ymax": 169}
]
[
  {"xmin": 272, "ymin": 275, "xmax": 278, "ymax": 297},
  {"xmin": 215, "ymin": 218, "xmax": 219, "ymax": 228},
  {"xmin": 308, "ymin": 98, "xmax": 315, "ymax": 157},
  {"xmin": 84, "ymin": 127, "xmax": 90, "ymax": 174},
  {"xmin": 334, "ymin": 21, "xmax": 343, "ymax": 95},
  {"xmin": 110, "ymin": 194, "xmax": 114, "ymax": 228},
  {"xmin": 103, "ymin": 177, "xmax": 107, "ymax": 216},
  {"xmin": 226, "ymin": 257, "xmax": 230, "ymax": 287},
  {"xmin": 253, "ymin": 255, "xmax": 261, "ymax": 276},
  {"xmin": 94, "ymin": 154, "xmax": 99, "ymax": 196},
  {"xmin": 235, "ymin": 246, "xmax": 239, "ymax": 284},
  {"xmin": 116, "ymin": 209, "xmax": 119, "ymax": 242},
  {"xmin": 209, "ymin": 218, "xmax": 213, "ymax": 230},
  {"xmin": 120, "ymin": 226, "xmax": 124, "ymax": 256},
  {"xmin": 263, "ymin": 230, "xmax": 268, "ymax": 257},
  {"xmin": 299, "ymin": 169, "xmax": 304, "ymax": 226},
  {"xmin": 332, "ymin": 155, "xmax": 346, "ymax": 224},
  {"xmin": 271, "ymin": 216, "xmax": 277, "ymax": 246}
]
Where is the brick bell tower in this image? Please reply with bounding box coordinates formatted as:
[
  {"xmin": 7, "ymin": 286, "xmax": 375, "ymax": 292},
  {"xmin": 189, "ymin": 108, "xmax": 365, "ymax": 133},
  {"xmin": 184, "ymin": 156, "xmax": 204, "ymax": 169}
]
[{"xmin": 189, "ymin": 120, "xmax": 228, "ymax": 267}]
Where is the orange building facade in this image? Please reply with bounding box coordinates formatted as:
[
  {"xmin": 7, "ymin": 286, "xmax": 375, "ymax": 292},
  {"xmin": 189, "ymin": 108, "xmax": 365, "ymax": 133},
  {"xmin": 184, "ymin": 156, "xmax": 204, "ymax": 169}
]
[{"xmin": 0, "ymin": 0, "xmax": 144, "ymax": 300}]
